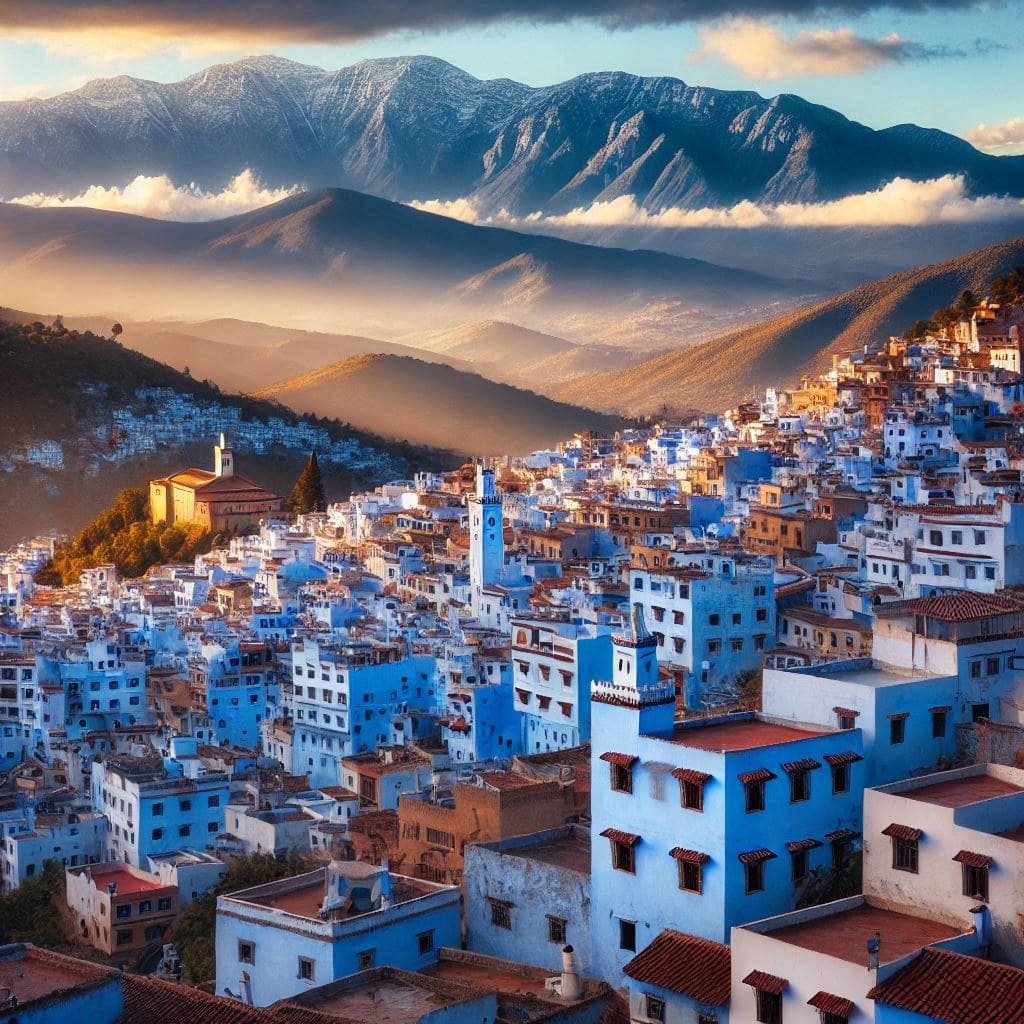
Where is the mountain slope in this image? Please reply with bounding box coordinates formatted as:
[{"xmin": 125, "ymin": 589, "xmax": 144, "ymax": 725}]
[
  {"xmin": 1, "ymin": 55, "xmax": 1021, "ymax": 214},
  {"xmin": 0, "ymin": 188, "xmax": 799, "ymax": 345},
  {"xmin": 256, "ymin": 353, "xmax": 626, "ymax": 453},
  {"xmin": 555, "ymin": 234, "xmax": 1024, "ymax": 415}
]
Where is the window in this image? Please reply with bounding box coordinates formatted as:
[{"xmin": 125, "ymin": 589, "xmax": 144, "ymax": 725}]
[
  {"xmin": 755, "ymin": 989, "xmax": 782, "ymax": 1024},
  {"xmin": 179, "ymin": 799, "xmax": 191, "ymax": 812},
  {"xmin": 756, "ymin": 608, "xmax": 768, "ymax": 622},
  {"xmin": 972, "ymin": 703, "xmax": 990, "ymax": 722},
  {"xmin": 357, "ymin": 950, "xmax": 375, "ymax": 971},
  {"xmin": 158, "ymin": 897, "xmax": 172, "ymax": 911},
  {"xmin": 644, "ymin": 995, "xmax": 666, "ymax": 1022},
  {"xmin": 889, "ymin": 716, "xmax": 906, "ymax": 744},
  {"xmin": 611, "ymin": 839, "xmax": 635, "ymax": 873},
  {"xmin": 611, "ymin": 763, "xmax": 633, "ymax": 794},
  {"xmin": 831, "ymin": 763, "xmax": 850, "ymax": 794},
  {"xmin": 832, "ymin": 837, "xmax": 853, "ymax": 870},
  {"xmin": 892, "ymin": 837, "xmax": 919, "ymax": 873},
  {"xmin": 298, "ymin": 957, "xmax": 315, "ymax": 981},
  {"xmin": 951, "ymin": 530, "xmax": 963, "ymax": 545},
  {"xmin": 238, "ymin": 941, "xmax": 255, "ymax": 964},
  {"xmin": 709, "ymin": 613, "xmax": 720, "ymax": 625},
  {"xmin": 619, "ymin": 919, "xmax": 637, "ymax": 952},
  {"xmin": 139, "ymin": 900, "xmax": 152, "ymax": 913},
  {"xmin": 547, "ymin": 916, "xmax": 567, "ymax": 944},
  {"xmin": 745, "ymin": 780, "xmax": 766, "ymax": 813},
  {"xmin": 151, "ymin": 802, "xmax": 163, "ymax": 816},
  {"xmin": 986, "ymin": 657, "xmax": 1000, "ymax": 676},
  {"xmin": 932, "ymin": 709, "xmax": 948, "ymax": 738},
  {"xmin": 151, "ymin": 828, "xmax": 163, "ymax": 840},
  {"xmin": 678, "ymin": 860, "xmax": 703, "ymax": 893},
  {"xmin": 417, "ymin": 930, "xmax": 434, "ymax": 956},
  {"xmin": 974, "ymin": 530, "xmax": 987, "ymax": 545},
  {"xmin": 116, "ymin": 904, "xmax": 131, "ymax": 919},
  {"xmin": 745, "ymin": 861, "xmax": 766, "ymax": 893},
  {"xmin": 961, "ymin": 863, "xmax": 989, "ymax": 902},
  {"xmin": 144, "ymin": 925, "xmax": 164, "ymax": 941},
  {"xmin": 789, "ymin": 771, "xmax": 810, "ymax": 803},
  {"xmin": 791, "ymin": 849, "xmax": 809, "ymax": 884},
  {"xmin": 680, "ymin": 780, "xmax": 704, "ymax": 811},
  {"xmin": 116, "ymin": 929, "xmax": 133, "ymax": 947},
  {"xmin": 835, "ymin": 709, "xmax": 857, "ymax": 730},
  {"xmin": 179, "ymin": 825, "xmax": 191, "ymax": 838},
  {"xmin": 207, "ymin": 794, "xmax": 220, "ymax": 808},
  {"xmin": 489, "ymin": 898, "xmax": 513, "ymax": 930}
]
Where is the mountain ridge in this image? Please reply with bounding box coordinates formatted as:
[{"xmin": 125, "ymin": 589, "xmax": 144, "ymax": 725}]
[{"xmin": 2, "ymin": 54, "xmax": 1020, "ymax": 215}]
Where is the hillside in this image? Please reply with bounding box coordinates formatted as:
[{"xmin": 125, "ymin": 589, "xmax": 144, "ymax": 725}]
[
  {"xmin": 0, "ymin": 189, "xmax": 800, "ymax": 346},
  {"xmin": 0, "ymin": 314, "xmax": 453, "ymax": 542},
  {"xmin": 1, "ymin": 55, "xmax": 1021, "ymax": 215},
  {"xmin": 257, "ymin": 353, "xmax": 626, "ymax": 454},
  {"xmin": 555, "ymin": 234, "xmax": 1024, "ymax": 415}
]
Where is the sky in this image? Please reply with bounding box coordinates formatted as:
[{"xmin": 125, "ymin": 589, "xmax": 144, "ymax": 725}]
[{"xmin": 0, "ymin": 3, "xmax": 1021, "ymax": 151}]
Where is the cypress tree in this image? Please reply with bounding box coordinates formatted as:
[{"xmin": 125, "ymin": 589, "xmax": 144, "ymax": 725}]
[{"xmin": 289, "ymin": 452, "xmax": 326, "ymax": 513}]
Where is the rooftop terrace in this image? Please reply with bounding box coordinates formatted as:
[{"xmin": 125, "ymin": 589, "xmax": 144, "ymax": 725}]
[
  {"xmin": 668, "ymin": 716, "xmax": 828, "ymax": 752},
  {"xmin": 902, "ymin": 774, "xmax": 1024, "ymax": 808}
]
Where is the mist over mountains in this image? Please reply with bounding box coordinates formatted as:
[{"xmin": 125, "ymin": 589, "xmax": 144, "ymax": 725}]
[{"xmin": 3, "ymin": 54, "xmax": 1022, "ymax": 218}]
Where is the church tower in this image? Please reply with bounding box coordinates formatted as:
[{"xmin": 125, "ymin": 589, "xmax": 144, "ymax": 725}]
[
  {"xmin": 468, "ymin": 463, "xmax": 503, "ymax": 598},
  {"xmin": 214, "ymin": 433, "xmax": 234, "ymax": 478}
]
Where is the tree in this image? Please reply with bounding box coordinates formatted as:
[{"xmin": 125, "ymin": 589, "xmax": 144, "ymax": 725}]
[
  {"xmin": 955, "ymin": 289, "xmax": 979, "ymax": 319},
  {"xmin": 289, "ymin": 451, "xmax": 326, "ymax": 514}
]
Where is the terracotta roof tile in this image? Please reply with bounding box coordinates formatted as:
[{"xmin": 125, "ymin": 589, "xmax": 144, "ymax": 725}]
[
  {"xmin": 832, "ymin": 706, "xmax": 861, "ymax": 717},
  {"xmin": 807, "ymin": 991, "xmax": 855, "ymax": 1017},
  {"xmin": 882, "ymin": 823, "xmax": 923, "ymax": 841},
  {"xmin": 785, "ymin": 838, "xmax": 823, "ymax": 853},
  {"xmin": 742, "ymin": 970, "xmax": 788, "ymax": 995},
  {"xmin": 952, "ymin": 850, "xmax": 992, "ymax": 868},
  {"xmin": 867, "ymin": 948, "xmax": 1024, "ymax": 1024},
  {"xmin": 825, "ymin": 828, "xmax": 858, "ymax": 842},
  {"xmin": 876, "ymin": 591, "xmax": 1024, "ymax": 623},
  {"xmin": 738, "ymin": 848, "xmax": 778, "ymax": 864},
  {"xmin": 738, "ymin": 768, "xmax": 777, "ymax": 785},
  {"xmin": 823, "ymin": 751, "xmax": 864, "ymax": 767},
  {"xmin": 600, "ymin": 827, "xmax": 640, "ymax": 846},
  {"xmin": 670, "ymin": 767, "xmax": 713, "ymax": 785},
  {"xmin": 669, "ymin": 848, "xmax": 711, "ymax": 864},
  {"xmin": 780, "ymin": 757, "xmax": 822, "ymax": 774},
  {"xmin": 116, "ymin": 975, "xmax": 273, "ymax": 1024},
  {"xmin": 623, "ymin": 929, "xmax": 730, "ymax": 1005},
  {"xmin": 600, "ymin": 752, "xmax": 639, "ymax": 768}
]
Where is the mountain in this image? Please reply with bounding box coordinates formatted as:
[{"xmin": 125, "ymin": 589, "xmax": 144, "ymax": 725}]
[
  {"xmin": 256, "ymin": 353, "xmax": 626, "ymax": 454},
  {"xmin": 2, "ymin": 55, "xmax": 1021, "ymax": 215},
  {"xmin": 555, "ymin": 234, "xmax": 1024, "ymax": 415},
  {"xmin": 0, "ymin": 188, "xmax": 799, "ymax": 346}
]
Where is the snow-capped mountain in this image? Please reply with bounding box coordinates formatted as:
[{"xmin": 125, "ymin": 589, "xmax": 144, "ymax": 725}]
[{"xmin": 2, "ymin": 55, "xmax": 1021, "ymax": 213}]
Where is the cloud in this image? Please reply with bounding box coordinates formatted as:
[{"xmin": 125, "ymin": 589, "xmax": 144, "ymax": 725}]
[
  {"xmin": 0, "ymin": 0, "xmax": 993, "ymax": 50},
  {"xmin": 964, "ymin": 117, "xmax": 1024, "ymax": 155},
  {"xmin": 690, "ymin": 18, "xmax": 961, "ymax": 79},
  {"xmin": 411, "ymin": 176, "xmax": 1024, "ymax": 230},
  {"xmin": 7, "ymin": 169, "xmax": 298, "ymax": 220}
]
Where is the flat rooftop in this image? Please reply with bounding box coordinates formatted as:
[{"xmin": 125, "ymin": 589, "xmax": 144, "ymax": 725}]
[
  {"xmin": 508, "ymin": 830, "xmax": 590, "ymax": 875},
  {"xmin": 86, "ymin": 866, "xmax": 167, "ymax": 895},
  {"xmin": 669, "ymin": 718, "xmax": 828, "ymax": 752},
  {"xmin": 901, "ymin": 774, "xmax": 1024, "ymax": 808},
  {"xmin": 282, "ymin": 977, "xmax": 461, "ymax": 1024},
  {"xmin": 824, "ymin": 664, "xmax": 940, "ymax": 688},
  {"xmin": 0, "ymin": 945, "xmax": 114, "ymax": 1007},
  {"xmin": 765, "ymin": 903, "xmax": 964, "ymax": 966}
]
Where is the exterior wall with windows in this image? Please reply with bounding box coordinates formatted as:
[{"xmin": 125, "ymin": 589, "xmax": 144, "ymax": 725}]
[
  {"xmin": 589, "ymin": 631, "xmax": 863, "ymax": 984},
  {"xmin": 864, "ymin": 763, "xmax": 1024, "ymax": 967},
  {"xmin": 2, "ymin": 810, "xmax": 106, "ymax": 892},
  {"xmin": 214, "ymin": 865, "xmax": 460, "ymax": 1006},
  {"xmin": 463, "ymin": 825, "xmax": 591, "ymax": 973}
]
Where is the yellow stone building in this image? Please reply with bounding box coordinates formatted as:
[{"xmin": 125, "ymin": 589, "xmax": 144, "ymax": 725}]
[{"xmin": 150, "ymin": 435, "xmax": 283, "ymax": 532}]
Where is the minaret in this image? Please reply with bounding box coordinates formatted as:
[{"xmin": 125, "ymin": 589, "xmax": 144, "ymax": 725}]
[
  {"xmin": 592, "ymin": 604, "xmax": 675, "ymax": 738},
  {"xmin": 214, "ymin": 433, "xmax": 234, "ymax": 478},
  {"xmin": 468, "ymin": 463, "xmax": 503, "ymax": 599}
]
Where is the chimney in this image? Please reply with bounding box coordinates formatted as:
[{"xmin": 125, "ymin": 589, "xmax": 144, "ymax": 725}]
[
  {"xmin": 866, "ymin": 931, "xmax": 881, "ymax": 971},
  {"xmin": 559, "ymin": 945, "xmax": 581, "ymax": 1000}
]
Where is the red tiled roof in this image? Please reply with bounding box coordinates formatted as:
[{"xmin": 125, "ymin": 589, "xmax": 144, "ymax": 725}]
[
  {"xmin": 669, "ymin": 848, "xmax": 710, "ymax": 864},
  {"xmin": 600, "ymin": 827, "xmax": 640, "ymax": 846},
  {"xmin": 785, "ymin": 838, "xmax": 823, "ymax": 852},
  {"xmin": 876, "ymin": 591, "xmax": 1024, "ymax": 623},
  {"xmin": 737, "ymin": 768, "xmax": 777, "ymax": 784},
  {"xmin": 623, "ymin": 929, "xmax": 730, "ymax": 1005},
  {"xmin": 671, "ymin": 767, "xmax": 713, "ymax": 785},
  {"xmin": 882, "ymin": 823, "xmax": 923, "ymax": 841},
  {"xmin": 952, "ymin": 850, "xmax": 992, "ymax": 868},
  {"xmin": 867, "ymin": 947, "xmax": 1024, "ymax": 1024},
  {"xmin": 807, "ymin": 991, "xmax": 855, "ymax": 1017},
  {"xmin": 738, "ymin": 848, "xmax": 777, "ymax": 864},
  {"xmin": 825, "ymin": 828, "xmax": 858, "ymax": 842},
  {"xmin": 780, "ymin": 757, "xmax": 822, "ymax": 774},
  {"xmin": 116, "ymin": 974, "xmax": 272, "ymax": 1024},
  {"xmin": 824, "ymin": 751, "xmax": 864, "ymax": 767},
  {"xmin": 600, "ymin": 751, "xmax": 639, "ymax": 768},
  {"xmin": 743, "ymin": 970, "xmax": 788, "ymax": 995}
]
